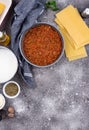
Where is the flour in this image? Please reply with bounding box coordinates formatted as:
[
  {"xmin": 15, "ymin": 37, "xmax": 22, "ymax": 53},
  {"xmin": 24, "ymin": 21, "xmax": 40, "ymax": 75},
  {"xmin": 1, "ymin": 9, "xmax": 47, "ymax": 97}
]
[
  {"xmin": 55, "ymin": 62, "xmax": 83, "ymax": 84},
  {"xmin": 31, "ymin": 51, "xmax": 85, "ymax": 130},
  {"xmin": 13, "ymin": 98, "xmax": 26, "ymax": 114},
  {"xmin": 41, "ymin": 97, "xmax": 57, "ymax": 117},
  {"xmin": 54, "ymin": 62, "xmax": 83, "ymax": 97},
  {"xmin": 63, "ymin": 105, "xmax": 82, "ymax": 119}
]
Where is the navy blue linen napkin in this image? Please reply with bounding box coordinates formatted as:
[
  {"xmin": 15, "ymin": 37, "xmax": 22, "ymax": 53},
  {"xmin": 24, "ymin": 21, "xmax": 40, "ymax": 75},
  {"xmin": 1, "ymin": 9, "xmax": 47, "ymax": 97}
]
[{"xmin": 11, "ymin": 0, "xmax": 46, "ymax": 88}]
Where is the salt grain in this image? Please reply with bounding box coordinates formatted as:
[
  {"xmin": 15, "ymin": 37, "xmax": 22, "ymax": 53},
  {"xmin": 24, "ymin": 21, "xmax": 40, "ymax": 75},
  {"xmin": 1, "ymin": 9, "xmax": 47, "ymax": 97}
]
[{"xmin": 13, "ymin": 98, "xmax": 26, "ymax": 114}]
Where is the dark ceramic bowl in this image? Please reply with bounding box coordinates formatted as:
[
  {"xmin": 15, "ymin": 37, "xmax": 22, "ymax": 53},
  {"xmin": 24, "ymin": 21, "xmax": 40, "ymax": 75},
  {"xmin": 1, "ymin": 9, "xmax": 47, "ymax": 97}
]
[{"xmin": 19, "ymin": 22, "xmax": 64, "ymax": 68}]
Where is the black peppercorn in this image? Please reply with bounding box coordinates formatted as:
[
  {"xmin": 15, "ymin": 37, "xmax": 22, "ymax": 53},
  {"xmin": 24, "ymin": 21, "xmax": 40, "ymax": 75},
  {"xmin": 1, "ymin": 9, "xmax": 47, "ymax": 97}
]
[
  {"xmin": 0, "ymin": 115, "xmax": 2, "ymax": 121},
  {"xmin": 0, "ymin": 109, "xmax": 7, "ymax": 119}
]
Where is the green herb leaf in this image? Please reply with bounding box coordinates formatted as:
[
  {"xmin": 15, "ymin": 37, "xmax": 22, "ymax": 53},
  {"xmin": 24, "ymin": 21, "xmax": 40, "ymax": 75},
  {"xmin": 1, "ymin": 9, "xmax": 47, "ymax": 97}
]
[{"xmin": 45, "ymin": 0, "xmax": 59, "ymax": 11}]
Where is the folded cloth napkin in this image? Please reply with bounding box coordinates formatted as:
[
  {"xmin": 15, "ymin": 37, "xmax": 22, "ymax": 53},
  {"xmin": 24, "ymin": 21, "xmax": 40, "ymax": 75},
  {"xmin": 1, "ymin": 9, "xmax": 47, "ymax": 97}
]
[{"xmin": 11, "ymin": 0, "xmax": 46, "ymax": 88}]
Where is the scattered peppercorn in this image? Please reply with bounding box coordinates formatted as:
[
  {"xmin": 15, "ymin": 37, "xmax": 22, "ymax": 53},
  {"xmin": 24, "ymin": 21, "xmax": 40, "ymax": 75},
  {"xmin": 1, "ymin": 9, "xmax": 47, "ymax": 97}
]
[{"xmin": 0, "ymin": 109, "xmax": 7, "ymax": 120}]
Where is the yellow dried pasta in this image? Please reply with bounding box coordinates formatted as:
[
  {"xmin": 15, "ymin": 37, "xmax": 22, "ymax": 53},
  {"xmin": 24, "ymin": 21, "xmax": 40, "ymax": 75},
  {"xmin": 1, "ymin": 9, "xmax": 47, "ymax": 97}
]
[{"xmin": 0, "ymin": 2, "xmax": 5, "ymax": 15}]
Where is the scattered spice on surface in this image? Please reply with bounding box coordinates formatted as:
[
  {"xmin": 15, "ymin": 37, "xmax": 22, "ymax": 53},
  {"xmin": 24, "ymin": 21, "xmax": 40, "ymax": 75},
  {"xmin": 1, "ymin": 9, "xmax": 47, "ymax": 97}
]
[
  {"xmin": 23, "ymin": 24, "xmax": 63, "ymax": 66},
  {"xmin": 5, "ymin": 83, "xmax": 18, "ymax": 96}
]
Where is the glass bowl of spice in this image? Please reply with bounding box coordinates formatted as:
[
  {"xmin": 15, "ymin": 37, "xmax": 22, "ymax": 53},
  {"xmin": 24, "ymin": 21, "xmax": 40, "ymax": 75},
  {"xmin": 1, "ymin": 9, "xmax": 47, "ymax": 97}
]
[
  {"xmin": 19, "ymin": 22, "xmax": 64, "ymax": 68},
  {"xmin": 3, "ymin": 81, "xmax": 20, "ymax": 99}
]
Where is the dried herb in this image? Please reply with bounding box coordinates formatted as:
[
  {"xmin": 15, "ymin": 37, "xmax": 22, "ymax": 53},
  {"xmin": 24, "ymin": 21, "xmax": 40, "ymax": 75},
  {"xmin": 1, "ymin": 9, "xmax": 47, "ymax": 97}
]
[
  {"xmin": 5, "ymin": 83, "xmax": 18, "ymax": 96},
  {"xmin": 45, "ymin": 0, "xmax": 59, "ymax": 11}
]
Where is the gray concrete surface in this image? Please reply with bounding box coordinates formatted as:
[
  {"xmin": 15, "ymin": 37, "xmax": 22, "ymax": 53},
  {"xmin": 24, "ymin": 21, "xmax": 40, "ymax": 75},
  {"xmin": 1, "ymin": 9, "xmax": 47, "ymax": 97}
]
[{"xmin": 1, "ymin": 0, "xmax": 89, "ymax": 130}]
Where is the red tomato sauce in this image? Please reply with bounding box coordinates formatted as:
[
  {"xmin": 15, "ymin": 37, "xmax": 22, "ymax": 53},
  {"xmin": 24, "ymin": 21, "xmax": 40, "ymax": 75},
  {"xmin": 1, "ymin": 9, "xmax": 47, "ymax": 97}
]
[{"xmin": 23, "ymin": 24, "xmax": 63, "ymax": 66}]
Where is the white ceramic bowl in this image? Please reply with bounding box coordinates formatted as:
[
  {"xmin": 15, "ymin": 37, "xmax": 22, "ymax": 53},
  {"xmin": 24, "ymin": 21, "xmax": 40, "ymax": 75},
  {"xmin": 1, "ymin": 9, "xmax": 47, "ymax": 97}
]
[
  {"xmin": 3, "ymin": 81, "xmax": 20, "ymax": 99},
  {"xmin": 0, "ymin": 94, "xmax": 5, "ymax": 110},
  {"xmin": 0, "ymin": 46, "xmax": 18, "ymax": 83},
  {"xmin": 0, "ymin": 0, "xmax": 12, "ymax": 25}
]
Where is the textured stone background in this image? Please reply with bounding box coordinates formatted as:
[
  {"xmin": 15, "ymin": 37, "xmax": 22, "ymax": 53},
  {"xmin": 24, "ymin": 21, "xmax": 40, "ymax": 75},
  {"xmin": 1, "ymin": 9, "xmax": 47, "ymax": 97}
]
[{"xmin": 0, "ymin": 0, "xmax": 89, "ymax": 130}]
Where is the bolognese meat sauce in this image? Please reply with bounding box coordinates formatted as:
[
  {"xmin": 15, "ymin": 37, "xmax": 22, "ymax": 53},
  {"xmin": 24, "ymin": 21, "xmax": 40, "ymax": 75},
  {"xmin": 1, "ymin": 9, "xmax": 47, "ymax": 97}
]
[{"xmin": 23, "ymin": 24, "xmax": 62, "ymax": 66}]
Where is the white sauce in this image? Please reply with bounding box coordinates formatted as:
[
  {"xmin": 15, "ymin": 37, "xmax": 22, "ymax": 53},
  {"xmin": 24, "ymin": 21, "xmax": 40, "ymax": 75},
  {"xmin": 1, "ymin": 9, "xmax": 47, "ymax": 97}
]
[
  {"xmin": 0, "ymin": 94, "xmax": 5, "ymax": 109},
  {"xmin": 0, "ymin": 47, "xmax": 18, "ymax": 83}
]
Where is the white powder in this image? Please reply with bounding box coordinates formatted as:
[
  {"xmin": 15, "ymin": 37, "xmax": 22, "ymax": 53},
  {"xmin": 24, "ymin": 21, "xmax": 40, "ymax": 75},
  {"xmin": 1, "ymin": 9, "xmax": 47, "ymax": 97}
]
[
  {"xmin": 34, "ymin": 59, "xmax": 85, "ymax": 130},
  {"xmin": 13, "ymin": 98, "xmax": 26, "ymax": 114},
  {"xmin": 0, "ymin": 47, "xmax": 18, "ymax": 83},
  {"xmin": 41, "ymin": 97, "xmax": 57, "ymax": 117}
]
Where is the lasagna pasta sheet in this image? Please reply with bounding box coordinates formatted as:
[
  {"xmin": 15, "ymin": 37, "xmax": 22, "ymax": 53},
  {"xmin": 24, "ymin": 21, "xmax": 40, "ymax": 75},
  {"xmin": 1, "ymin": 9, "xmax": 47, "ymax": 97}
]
[
  {"xmin": 55, "ymin": 5, "xmax": 88, "ymax": 61},
  {"xmin": 55, "ymin": 5, "xmax": 89, "ymax": 49}
]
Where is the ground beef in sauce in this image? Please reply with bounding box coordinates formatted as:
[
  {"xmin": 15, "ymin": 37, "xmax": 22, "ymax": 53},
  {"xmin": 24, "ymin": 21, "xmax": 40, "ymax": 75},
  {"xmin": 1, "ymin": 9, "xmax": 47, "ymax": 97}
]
[{"xmin": 23, "ymin": 24, "xmax": 63, "ymax": 66}]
